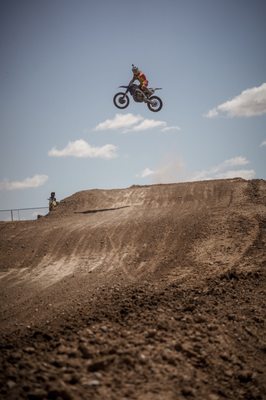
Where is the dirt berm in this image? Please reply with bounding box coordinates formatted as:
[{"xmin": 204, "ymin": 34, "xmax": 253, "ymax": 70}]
[{"xmin": 0, "ymin": 178, "xmax": 265, "ymax": 400}]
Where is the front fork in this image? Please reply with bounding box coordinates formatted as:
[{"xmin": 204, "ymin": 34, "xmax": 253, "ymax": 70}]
[{"xmin": 122, "ymin": 89, "xmax": 129, "ymax": 99}]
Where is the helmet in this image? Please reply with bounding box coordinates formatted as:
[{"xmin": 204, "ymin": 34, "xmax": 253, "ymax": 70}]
[{"xmin": 132, "ymin": 64, "xmax": 139, "ymax": 74}]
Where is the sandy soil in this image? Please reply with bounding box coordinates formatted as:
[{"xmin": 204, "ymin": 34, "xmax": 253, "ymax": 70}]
[{"xmin": 0, "ymin": 178, "xmax": 265, "ymax": 399}]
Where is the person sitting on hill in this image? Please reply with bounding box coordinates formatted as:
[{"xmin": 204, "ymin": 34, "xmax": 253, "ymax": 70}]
[{"xmin": 48, "ymin": 192, "xmax": 58, "ymax": 212}]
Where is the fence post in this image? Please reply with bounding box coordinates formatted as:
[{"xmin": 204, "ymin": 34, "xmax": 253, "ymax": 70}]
[{"xmin": 11, "ymin": 210, "xmax": 13, "ymax": 222}]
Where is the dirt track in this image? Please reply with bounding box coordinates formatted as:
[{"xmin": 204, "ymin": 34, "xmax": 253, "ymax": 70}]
[{"xmin": 0, "ymin": 178, "xmax": 265, "ymax": 399}]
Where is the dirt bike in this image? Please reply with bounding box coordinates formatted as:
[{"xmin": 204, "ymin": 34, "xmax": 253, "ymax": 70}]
[{"xmin": 113, "ymin": 83, "xmax": 163, "ymax": 112}]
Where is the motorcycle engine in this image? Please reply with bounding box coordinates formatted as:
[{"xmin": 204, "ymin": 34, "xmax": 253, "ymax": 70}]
[{"xmin": 133, "ymin": 89, "xmax": 144, "ymax": 103}]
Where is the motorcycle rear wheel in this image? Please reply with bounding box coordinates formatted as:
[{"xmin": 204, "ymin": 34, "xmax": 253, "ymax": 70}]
[
  {"xmin": 147, "ymin": 96, "xmax": 163, "ymax": 112},
  {"xmin": 113, "ymin": 92, "xmax": 130, "ymax": 109}
]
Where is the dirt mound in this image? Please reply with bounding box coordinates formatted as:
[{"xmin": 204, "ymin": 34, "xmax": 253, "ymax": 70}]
[{"xmin": 0, "ymin": 178, "xmax": 265, "ymax": 399}]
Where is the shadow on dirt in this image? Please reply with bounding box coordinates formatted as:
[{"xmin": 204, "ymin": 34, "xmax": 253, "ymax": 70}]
[{"xmin": 75, "ymin": 205, "xmax": 130, "ymax": 214}]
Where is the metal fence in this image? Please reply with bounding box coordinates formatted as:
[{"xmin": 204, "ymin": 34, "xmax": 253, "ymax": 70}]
[{"xmin": 0, "ymin": 207, "xmax": 49, "ymax": 222}]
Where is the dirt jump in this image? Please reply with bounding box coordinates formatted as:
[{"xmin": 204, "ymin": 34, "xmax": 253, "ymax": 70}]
[{"xmin": 0, "ymin": 178, "xmax": 265, "ymax": 400}]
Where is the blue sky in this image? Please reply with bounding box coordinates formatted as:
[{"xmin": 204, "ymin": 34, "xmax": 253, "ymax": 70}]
[{"xmin": 0, "ymin": 0, "xmax": 265, "ymax": 216}]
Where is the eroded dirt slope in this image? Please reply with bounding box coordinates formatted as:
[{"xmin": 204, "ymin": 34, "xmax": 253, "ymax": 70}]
[{"xmin": 0, "ymin": 178, "xmax": 265, "ymax": 400}]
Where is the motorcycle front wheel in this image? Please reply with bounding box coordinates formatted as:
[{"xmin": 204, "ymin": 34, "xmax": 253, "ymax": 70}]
[
  {"xmin": 113, "ymin": 92, "xmax": 130, "ymax": 109},
  {"xmin": 147, "ymin": 96, "xmax": 163, "ymax": 112}
]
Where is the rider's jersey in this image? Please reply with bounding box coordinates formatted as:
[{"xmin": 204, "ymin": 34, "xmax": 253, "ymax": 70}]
[{"xmin": 133, "ymin": 71, "xmax": 149, "ymax": 87}]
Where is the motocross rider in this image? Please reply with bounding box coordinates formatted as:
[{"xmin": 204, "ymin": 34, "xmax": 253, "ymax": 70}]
[{"xmin": 129, "ymin": 65, "xmax": 151, "ymax": 97}]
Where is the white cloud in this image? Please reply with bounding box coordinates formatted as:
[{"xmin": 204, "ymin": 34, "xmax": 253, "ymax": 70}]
[
  {"xmin": 94, "ymin": 113, "xmax": 143, "ymax": 131},
  {"xmin": 136, "ymin": 156, "xmax": 255, "ymax": 184},
  {"xmin": 137, "ymin": 159, "xmax": 184, "ymax": 183},
  {"xmin": 0, "ymin": 174, "xmax": 48, "ymax": 191},
  {"xmin": 223, "ymin": 156, "xmax": 249, "ymax": 167},
  {"xmin": 137, "ymin": 168, "xmax": 156, "ymax": 178},
  {"xmin": 205, "ymin": 109, "xmax": 218, "ymax": 118},
  {"xmin": 215, "ymin": 169, "xmax": 256, "ymax": 180},
  {"xmin": 188, "ymin": 156, "xmax": 255, "ymax": 181},
  {"xmin": 48, "ymin": 139, "xmax": 117, "ymax": 159},
  {"xmin": 94, "ymin": 113, "xmax": 180, "ymax": 133},
  {"xmin": 128, "ymin": 119, "xmax": 167, "ymax": 132},
  {"xmin": 260, "ymin": 140, "xmax": 266, "ymax": 147},
  {"xmin": 205, "ymin": 82, "xmax": 266, "ymax": 118},
  {"xmin": 161, "ymin": 126, "xmax": 181, "ymax": 132}
]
